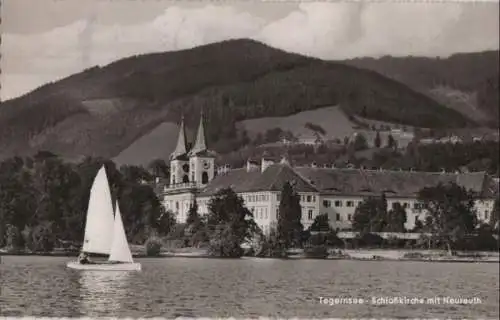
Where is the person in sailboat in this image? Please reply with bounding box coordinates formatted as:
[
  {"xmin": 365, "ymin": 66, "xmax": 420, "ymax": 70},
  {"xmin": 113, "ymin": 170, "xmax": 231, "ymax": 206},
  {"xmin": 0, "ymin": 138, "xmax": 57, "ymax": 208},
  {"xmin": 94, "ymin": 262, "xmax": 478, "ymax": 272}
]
[{"xmin": 78, "ymin": 252, "xmax": 93, "ymax": 264}]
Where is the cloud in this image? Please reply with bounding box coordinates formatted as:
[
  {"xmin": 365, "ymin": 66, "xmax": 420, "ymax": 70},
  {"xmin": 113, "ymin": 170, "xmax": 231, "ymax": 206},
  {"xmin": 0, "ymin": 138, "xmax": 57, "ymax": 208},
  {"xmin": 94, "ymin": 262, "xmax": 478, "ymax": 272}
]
[
  {"xmin": 258, "ymin": 2, "xmax": 497, "ymax": 59},
  {"xmin": 2, "ymin": 2, "xmax": 498, "ymax": 101}
]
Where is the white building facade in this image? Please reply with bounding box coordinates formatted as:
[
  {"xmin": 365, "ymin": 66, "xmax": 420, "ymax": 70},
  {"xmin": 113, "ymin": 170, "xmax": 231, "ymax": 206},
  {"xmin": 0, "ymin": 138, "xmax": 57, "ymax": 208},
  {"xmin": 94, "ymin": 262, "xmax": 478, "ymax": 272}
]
[{"xmin": 159, "ymin": 116, "xmax": 498, "ymax": 235}]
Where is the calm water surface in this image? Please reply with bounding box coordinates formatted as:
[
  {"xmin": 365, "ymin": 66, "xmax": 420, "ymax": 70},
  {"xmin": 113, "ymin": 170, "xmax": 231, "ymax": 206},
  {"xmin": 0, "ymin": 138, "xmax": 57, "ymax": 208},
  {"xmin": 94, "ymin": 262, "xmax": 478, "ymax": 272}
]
[{"xmin": 1, "ymin": 256, "xmax": 498, "ymax": 318}]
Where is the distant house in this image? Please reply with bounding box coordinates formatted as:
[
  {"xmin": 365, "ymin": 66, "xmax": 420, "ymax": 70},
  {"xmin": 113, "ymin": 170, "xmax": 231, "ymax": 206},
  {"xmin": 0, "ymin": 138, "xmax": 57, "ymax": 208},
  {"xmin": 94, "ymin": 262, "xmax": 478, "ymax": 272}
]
[{"xmin": 419, "ymin": 135, "xmax": 462, "ymax": 145}]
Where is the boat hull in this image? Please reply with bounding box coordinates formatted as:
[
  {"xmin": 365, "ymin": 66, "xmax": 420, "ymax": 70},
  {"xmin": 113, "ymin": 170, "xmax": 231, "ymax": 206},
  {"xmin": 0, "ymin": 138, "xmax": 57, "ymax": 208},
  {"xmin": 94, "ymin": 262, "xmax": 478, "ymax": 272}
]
[{"xmin": 66, "ymin": 261, "xmax": 141, "ymax": 271}]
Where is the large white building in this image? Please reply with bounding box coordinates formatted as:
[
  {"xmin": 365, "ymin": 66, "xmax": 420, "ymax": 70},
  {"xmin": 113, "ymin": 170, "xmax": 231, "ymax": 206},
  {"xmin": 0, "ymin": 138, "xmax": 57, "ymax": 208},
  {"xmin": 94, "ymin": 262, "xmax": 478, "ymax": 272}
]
[{"xmin": 158, "ymin": 114, "xmax": 498, "ymax": 235}]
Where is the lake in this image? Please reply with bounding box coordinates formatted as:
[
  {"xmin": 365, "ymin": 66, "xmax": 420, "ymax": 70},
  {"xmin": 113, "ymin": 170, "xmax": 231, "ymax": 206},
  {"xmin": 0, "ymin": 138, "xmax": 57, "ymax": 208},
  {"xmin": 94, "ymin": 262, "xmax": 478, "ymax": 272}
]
[{"xmin": 1, "ymin": 256, "xmax": 498, "ymax": 318}]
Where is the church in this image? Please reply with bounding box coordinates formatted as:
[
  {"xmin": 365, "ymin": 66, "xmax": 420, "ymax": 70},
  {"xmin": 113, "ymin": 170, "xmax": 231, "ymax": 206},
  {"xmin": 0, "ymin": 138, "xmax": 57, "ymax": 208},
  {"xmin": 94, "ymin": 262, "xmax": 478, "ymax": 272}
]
[{"xmin": 158, "ymin": 114, "xmax": 498, "ymax": 235}]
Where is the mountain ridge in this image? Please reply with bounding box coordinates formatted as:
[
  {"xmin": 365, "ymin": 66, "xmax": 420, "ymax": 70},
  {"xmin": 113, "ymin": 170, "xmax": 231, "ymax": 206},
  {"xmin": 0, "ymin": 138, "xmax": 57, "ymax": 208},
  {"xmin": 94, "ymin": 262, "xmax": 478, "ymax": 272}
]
[
  {"xmin": 343, "ymin": 50, "xmax": 499, "ymax": 126},
  {"xmin": 0, "ymin": 39, "xmax": 479, "ymax": 162}
]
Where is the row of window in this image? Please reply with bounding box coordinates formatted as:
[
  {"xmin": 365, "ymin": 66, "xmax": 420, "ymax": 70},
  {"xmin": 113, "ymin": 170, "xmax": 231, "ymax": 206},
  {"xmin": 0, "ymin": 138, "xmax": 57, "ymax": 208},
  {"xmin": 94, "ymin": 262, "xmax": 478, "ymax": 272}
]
[
  {"xmin": 244, "ymin": 194, "xmax": 270, "ymax": 203},
  {"xmin": 323, "ymin": 200, "xmax": 359, "ymax": 208},
  {"xmin": 251, "ymin": 207, "xmax": 269, "ymax": 220},
  {"xmin": 322, "ymin": 199, "xmax": 426, "ymax": 210},
  {"xmin": 300, "ymin": 194, "xmax": 317, "ymax": 203},
  {"xmin": 246, "ymin": 193, "xmax": 318, "ymax": 203}
]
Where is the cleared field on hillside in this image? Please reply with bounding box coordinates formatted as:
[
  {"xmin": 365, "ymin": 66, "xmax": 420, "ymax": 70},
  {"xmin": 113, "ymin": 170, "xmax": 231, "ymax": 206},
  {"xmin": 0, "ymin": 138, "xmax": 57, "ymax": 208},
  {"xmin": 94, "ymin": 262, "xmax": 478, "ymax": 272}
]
[
  {"xmin": 113, "ymin": 122, "xmax": 194, "ymax": 166},
  {"xmin": 238, "ymin": 106, "xmax": 356, "ymax": 141},
  {"xmin": 114, "ymin": 105, "xmax": 417, "ymax": 166}
]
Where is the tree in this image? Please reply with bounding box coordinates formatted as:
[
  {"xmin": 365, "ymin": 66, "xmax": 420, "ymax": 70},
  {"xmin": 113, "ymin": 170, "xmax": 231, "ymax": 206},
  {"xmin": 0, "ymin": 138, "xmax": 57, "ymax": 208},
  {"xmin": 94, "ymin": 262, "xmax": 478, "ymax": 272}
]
[
  {"xmin": 186, "ymin": 200, "xmax": 200, "ymax": 226},
  {"xmin": 156, "ymin": 209, "xmax": 176, "ymax": 237},
  {"xmin": 186, "ymin": 200, "xmax": 205, "ymax": 245},
  {"xmin": 206, "ymin": 188, "xmax": 257, "ymax": 257},
  {"xmin": 352, "ymin": 195, "xmax": 388, "ymax": 233},
  {"xmin": 374, "ymin": 131, "xmax": 381, "ymax": 148},
  {"xmin": 25, "ymin": 222, "xmax": 57, "ymax": 253},
  {"xmin": 353, "ymin": 133, "xmax": 368, "ymax": 151},
  {"xmin": 385, "ymin": 202, "xmax": 407, "ymax": 232},
  {"xmin": 147, "ymin": 158, "xmax": 170, "ymax": 180},
  {"xmin": 309, "ymin": 213, "xmax": 330, "ymax": 232},
  {"xmin": 386, "ymin": 134, "xmax": 396, "ymax": 149},
  {"xmin": 277, "ymin": 182, "xmax": 303, "ymax": 248},
  {"xmin": 490, "ymin": 197, "xmax": 499, "ymax": 231},
  {"xmin": 418, "ymin": 182, "xmax": 478, "ymax": 254},
  {"xmin": 4, "ymin": 224, "xmax": 24, "ymax": 251}
]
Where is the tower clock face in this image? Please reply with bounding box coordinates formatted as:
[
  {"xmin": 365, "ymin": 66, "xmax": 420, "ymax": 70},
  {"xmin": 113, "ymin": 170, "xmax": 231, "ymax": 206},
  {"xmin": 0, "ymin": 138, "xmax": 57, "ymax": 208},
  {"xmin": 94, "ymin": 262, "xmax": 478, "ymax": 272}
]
[{"xmin": 203, "ymin": 161, "xmax": 210, "ymax": 169}]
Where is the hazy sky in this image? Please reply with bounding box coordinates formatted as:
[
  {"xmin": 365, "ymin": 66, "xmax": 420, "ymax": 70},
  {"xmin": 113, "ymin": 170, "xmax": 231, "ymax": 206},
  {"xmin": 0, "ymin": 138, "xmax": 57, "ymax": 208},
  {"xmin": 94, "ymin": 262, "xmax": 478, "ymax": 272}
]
[{"xmin": 1, "ymin": 0, "xmax": 499, "ymax": 101}]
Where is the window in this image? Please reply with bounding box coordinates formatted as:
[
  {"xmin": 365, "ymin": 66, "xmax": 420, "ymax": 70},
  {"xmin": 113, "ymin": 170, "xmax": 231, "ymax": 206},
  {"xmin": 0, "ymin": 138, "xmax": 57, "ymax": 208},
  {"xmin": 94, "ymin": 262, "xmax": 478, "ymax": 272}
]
[
  {"xmin": 323, "ymin": 200, "xmax": 331, "ymax": 208},
  {"xmin": 201, "ymin": 172, "xmax": 209, "ymax": 184},
  {"xmin": 276, "ymin": 208, "xmax": 279, "ymax": 219},
  {"xmin": 175, "ymin": 202, "xmax": 179, "ymax": 210},
  {"xmin": 308, "ymin": 210, "xmax": 313, "ymax": 220},
  {"xmin": 485, "ymin": 210, "xmax": 489, "ymax": 220},
  {"xmin": 313, "ymin": 196, "xmax": 316, "ymax": 202},
  {"xmin": 307, "ymin": 195, "xmax": 312, "ymax": 202},
  {"xmin": 392, "ymin": 202, "xmax": 398, "ymax": 209},
  {"xmin": 335, "ymin": 200, "xmax": 343, "ymax": 207},
  {"xmin": 348, "ymin": 214, "xmax": 352, "ymax": 221},
  {"xmin": 346, "ymin": 201, "xmax": 354, "ymax": 207},
  {"xmin": 403, "ymin": 202, "xmax": 409, "ymax": 209},
  {"xmin": 336, "ymin": 213, "xmax": 341, "ymax": 221},
  {"xmin": 277, "ymin": 193, "xmax": 281, "ymax": 201}
]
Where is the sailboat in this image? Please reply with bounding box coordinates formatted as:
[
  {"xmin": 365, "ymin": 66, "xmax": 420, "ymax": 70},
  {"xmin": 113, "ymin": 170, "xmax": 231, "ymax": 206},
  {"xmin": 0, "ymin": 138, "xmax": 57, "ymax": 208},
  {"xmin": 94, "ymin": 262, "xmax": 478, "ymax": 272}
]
[{"xmin": 67, "ymin": 166, "xmax": 141, "ymax": 271}]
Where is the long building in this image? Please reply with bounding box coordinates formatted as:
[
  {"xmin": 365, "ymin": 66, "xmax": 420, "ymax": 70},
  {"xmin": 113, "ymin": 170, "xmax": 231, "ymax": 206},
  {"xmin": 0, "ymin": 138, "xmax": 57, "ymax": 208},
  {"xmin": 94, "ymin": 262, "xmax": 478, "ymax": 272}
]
[{"xmin": 157, "ymin": 114, "xmax": 498, "ymax": 234}]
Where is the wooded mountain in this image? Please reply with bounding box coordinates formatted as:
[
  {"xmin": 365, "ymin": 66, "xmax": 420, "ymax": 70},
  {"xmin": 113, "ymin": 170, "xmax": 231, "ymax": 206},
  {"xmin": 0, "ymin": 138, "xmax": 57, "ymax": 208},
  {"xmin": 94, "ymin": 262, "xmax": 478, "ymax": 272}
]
[
  {"xmin": 0, "ymin": 39, "xmax": 473, "ymax": 162},
  {"xmin": 344, "ymin": 51, "xmax": 499, "ymax": 127}
]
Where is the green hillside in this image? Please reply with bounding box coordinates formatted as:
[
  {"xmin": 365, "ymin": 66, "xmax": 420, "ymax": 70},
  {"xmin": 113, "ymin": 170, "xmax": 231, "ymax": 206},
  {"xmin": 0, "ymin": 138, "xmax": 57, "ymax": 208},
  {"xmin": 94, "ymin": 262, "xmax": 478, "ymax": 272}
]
[
  {"xmin": 0, "ymin": 39, "xmax": 472, "ymax": 162},
  {"xmin": 344, "ymin": 51, "xmax": 499, "ymax": 126}
]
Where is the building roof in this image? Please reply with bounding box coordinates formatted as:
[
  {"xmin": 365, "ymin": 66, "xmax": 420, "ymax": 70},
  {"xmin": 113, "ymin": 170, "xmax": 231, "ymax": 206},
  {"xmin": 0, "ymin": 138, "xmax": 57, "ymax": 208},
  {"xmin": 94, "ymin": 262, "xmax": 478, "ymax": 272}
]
[
  {"xmin": 188, "ymin": 111, "xmax": 213, "ymax": 157},
  {"xmin": 295, "ymin": 167, "xmax": 496, "ymax": 198},
  {"xmin": 170, "ymin": 117, "xmax": 188, "ymax": 160},
  {"xmin": 162, "ymin": 162, "xmax": 497, "ymax": 199},
  {"xmin": 198, "ymin": 163, "xmax": 317, "ymax": 197}
]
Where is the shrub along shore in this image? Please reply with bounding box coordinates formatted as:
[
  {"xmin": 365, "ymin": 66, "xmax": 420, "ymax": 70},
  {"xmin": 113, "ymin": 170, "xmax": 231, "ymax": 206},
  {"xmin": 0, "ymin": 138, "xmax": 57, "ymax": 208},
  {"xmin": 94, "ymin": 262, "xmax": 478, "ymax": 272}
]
[
  {"xmin": 1, "ymin": 153, "xmax": 498, "ymax": 261},
  {"xmin": 2, "ymin": 246, "xmax": 499, "ymax": 263}
]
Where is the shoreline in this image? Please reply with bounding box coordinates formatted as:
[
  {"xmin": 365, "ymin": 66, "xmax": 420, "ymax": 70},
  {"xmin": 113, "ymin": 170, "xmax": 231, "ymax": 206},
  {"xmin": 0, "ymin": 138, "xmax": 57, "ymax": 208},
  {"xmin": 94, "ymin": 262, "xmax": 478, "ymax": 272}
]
[{"xmin": 1, "ymin": 248, "xmax": 498, "ymax": 263}]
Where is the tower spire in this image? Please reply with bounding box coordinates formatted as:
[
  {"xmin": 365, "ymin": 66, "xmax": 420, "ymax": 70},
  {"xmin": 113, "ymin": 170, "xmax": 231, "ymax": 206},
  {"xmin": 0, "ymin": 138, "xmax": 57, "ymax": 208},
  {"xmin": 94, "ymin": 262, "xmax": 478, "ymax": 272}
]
[
  {"xmin": 189, "ymin": 110, "xmax": 207, "ymax": 156},
  {"xmin": 170, "ymin": 115, "xmax": 188, "ymax": 160}
]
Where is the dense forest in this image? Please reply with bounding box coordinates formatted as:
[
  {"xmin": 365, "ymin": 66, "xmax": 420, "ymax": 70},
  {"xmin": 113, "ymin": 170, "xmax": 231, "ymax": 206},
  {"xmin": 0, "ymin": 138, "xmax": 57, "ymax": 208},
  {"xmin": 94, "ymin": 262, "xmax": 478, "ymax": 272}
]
[
  {"xmin": 0, "ymin": 39, "xmax": 472, "ymax": 161},
  {"xmin": 0, "ymin": 152, "xmax": 174, "ymax": 252},
  {"xmin": 345, "ymin": 51, "xmax": 500, "ymax": 126}
]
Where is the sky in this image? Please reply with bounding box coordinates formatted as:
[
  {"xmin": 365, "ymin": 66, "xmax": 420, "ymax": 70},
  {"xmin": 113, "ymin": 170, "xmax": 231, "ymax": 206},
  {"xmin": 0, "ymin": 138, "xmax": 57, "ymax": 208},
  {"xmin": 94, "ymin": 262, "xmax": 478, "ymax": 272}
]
[{"xmin": 1, "ymin": 0, "xmax": 499, "ymax": 101}]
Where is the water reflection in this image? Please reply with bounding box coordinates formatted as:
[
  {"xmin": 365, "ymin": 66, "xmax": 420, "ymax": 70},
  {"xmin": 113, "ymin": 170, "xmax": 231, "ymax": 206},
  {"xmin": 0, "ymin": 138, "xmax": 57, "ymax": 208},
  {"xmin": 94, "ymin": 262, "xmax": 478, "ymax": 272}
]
[{"xmin": 77, "ymin": 271, "xmax": 132, "ymax": 317}]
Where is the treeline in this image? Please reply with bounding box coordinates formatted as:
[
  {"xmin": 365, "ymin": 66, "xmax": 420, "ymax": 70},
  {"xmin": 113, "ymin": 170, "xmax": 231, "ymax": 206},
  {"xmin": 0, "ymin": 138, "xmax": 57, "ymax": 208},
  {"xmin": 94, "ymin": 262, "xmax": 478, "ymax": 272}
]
[
  {"xmin": 0, "ymin": 152, "xmax": 175, "ymax": 253},
  {"xmin": 1, "ymin": 151, "xmax": 498, "ymax": 257}
]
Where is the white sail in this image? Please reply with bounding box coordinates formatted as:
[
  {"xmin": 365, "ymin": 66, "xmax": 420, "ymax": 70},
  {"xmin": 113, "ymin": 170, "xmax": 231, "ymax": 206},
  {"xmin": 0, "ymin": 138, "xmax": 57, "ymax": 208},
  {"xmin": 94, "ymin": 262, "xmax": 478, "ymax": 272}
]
[
  {"xmin": 108, "ymin": 201, "xmax": 134, "ymax": 263},
  {"xmin": 82, "ymin": 166, "xmax": 115, "ymax": 255}
]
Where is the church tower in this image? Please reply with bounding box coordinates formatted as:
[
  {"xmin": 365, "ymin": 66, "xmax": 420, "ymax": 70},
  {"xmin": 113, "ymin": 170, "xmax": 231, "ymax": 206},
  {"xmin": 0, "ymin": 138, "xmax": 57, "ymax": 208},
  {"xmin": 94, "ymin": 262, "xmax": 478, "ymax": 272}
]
[
  {"xmin": 170, "ymin": 116, "xmax": 190, "ymax": 185},
  {"xmin": 188, "ymin": 111, "xmax": 216, "ymax": 185}
]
